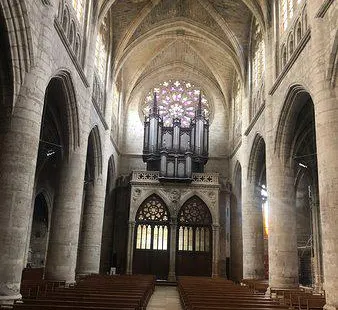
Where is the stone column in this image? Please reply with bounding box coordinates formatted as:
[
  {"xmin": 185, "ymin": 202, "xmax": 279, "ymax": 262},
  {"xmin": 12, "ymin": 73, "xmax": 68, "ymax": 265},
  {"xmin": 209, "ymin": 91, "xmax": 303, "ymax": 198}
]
[
  {"xmin": 0, "ymin": 73, "xmax": 45, "ymax": 305},
  {"xmin": 242, "ymin": 180, "xmax": 265, "ymax": 279},
  {"xmin": 45, "ymin": 149, "xmax": 86, "ymax": 282},
  {"xmin": 266, "ymin": 160, "xmax": 298, "ymax": 289},
  {"xmin": 212, "ymin": 224, "xmax": 220, "ymax": 277},
  {"xmin": 308, "ymin": 1, "xmax": 338, "ymax": 308},
  {"xmin": 311, "ymin": 198, "xmax": 323, "ymax": 292},
  {"xmin": 168, "ymin": 217, "xmax": 177, "ymax": 281},
  {"xmin": 126, "ymin": 221, "xmax": 135, "ymax": 275},
  {"xmin": 77, "ymin": 178, "xmax": 106, "ymax": 275}
]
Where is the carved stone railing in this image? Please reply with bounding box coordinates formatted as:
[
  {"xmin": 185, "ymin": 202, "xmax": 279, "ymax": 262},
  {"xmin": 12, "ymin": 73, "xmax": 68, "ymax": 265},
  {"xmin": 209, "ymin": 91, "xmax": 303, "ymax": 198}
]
[
  {"xmin": 131, "ymin": 171, "xmax": 160, "ymax": 183},
  {"xmin": 131, "ymin": 170, "xmax": 219, "ymax": 186},
  {"xmin": 191, "ymin": 173, "xmax": 219, "ymax": 185}
]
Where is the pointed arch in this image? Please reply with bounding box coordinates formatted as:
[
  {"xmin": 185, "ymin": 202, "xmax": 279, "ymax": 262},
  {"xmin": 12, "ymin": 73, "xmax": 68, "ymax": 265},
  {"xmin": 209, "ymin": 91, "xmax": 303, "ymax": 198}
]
[
  {"xmin": 274, "ymin": 84, "xmax": 313, "ymax": 164},
  {"xmin": 49, "ymin": 70, "xmax": 80, "ymax": 153},
  {"xmin": 247, "ymin": 133, "xmax": 266, "ymax": 183},
  {"xmin": 88, "ymin": 125, "xmax": 103, "ymax": 179},
  {"xmin": 0, "ymin": 0, "xmax": 34, "ymax": 107}
]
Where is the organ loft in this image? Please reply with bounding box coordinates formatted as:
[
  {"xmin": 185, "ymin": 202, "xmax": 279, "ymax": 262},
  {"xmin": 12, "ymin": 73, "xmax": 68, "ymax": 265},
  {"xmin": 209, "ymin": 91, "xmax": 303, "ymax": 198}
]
[{"xmin": 0, "ymin": 0, "xmax": 337, "ymax": 309}]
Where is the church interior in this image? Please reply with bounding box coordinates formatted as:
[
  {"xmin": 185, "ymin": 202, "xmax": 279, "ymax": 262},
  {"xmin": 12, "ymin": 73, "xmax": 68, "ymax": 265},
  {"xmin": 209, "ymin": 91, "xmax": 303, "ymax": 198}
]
[{"xmin": 0, "ymin": 0, "xmax": 337, "ymax": 309}]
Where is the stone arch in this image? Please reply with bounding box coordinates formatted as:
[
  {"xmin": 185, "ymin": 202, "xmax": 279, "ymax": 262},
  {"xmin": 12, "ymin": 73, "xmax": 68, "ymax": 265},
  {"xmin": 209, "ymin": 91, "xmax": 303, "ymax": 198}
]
[
  {"xmin": 0, "ymin": 4, "xmax": 13, "ymax": 120},
  {"xmin": 281, "ymin": 44, "xmax": 287, "ymax": 68},
  {"xmin": 130, "ymin": 189, "xmax": 172, "ymax": 221},
  {"xmin": 135, "ymin": 194, "xmax": 170, "ymax": 221},
  {"xmin": 87, "ymin": 125, "xmax": 103, "ymax": 180},
  {"xmin": 295, "ymin": 19, "xmax": 302, "ymax": 45},
  {"xmin": 47, "ymin": 70, "xmax": 80, "ymax": 154},
  {"xmin": 178, "ymin": 195, "xmax": 212, "ymax": 225},
  {"xmin": 69, "ymin": 21, "xmax": 76, "ymax": 46},
  {"xmin": 0, "ymin": 0, "xmax": 33, "ymax": 107},
  {"xmin": 288, "ymin": 33, "xmax": 294, "ymax": 56},
  {"xmin": 62, "ymin": 5, "xmax": 70, "ymax": 32},
  {"xmin": 247, "ymin": 133, "xmax": 266, "ymax": 184},
  {"xmin": 274, "ymin": 84, "xmax": 313, "ymax": 165},
  {"xmin": 179, "ymin": 191, "xmax": 217, "ymax": 225}
]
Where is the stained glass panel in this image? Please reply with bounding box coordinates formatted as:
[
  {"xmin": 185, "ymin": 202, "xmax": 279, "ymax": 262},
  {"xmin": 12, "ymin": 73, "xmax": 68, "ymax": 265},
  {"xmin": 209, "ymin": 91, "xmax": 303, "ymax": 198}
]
[
  {"xmin": 135, "ymin": 195, "xmax": 170, "ymax": 251},
  {"xmin": 143, "ymin": 80, "xmax": 210, "ymax": 127}
]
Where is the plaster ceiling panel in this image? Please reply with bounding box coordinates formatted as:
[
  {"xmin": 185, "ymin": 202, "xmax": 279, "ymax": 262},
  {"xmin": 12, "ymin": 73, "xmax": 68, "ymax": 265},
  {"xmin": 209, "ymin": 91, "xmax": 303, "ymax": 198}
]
[
  {"xmin": 129, "ymin": 0, "xmax": 227, "ymax": 45},
  {"xmin": 188, "ymin": 40, "xmax": 235, "ymax": 97},
  {"xmin": 139, "ymin": 39, "xmax": 216, "ymax": 82},
  {"xmin": 209, "ymin": 0, "xmax": 252, "ymax": 59},
  {"xmin": 120, "ymin": 38, "xmax": 175, "ymax": 95},
  {"xmin": 110, "ymin": 0, "xmax": 146, "ymax": 49}
]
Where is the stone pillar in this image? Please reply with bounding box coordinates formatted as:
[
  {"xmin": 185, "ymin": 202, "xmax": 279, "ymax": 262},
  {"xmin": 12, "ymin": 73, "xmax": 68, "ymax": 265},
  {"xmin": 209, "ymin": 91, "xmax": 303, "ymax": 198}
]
[
  {"xmin": 212, "ymin": 224, "xmax": 220, "ymax": 277},
  {"xmin": 45, "ymin": 150, "xmax": 86, "ymax": 282},
  {"xmin": 266, "ymin": 160, "xmax": 298, "ymax": 289},
  {"xmin": 77, "ymin": 178, "xmax": 106, "ymax": 275},
  {"xmin": 126, "ymin": 221, "xmax": 135, "ymax": 275},
  {"xmin": 308, "ymin": 1, "xmax": 338, "ymax": 307},
  {"xmin": 168, "ymin": 217, "xmax": 177, "ymax": 281},
  {"xmin": 0, "ymin": 74, "xmax": 45, "ymax": 305},
  {"xmin": 311, "ymin": 198, "xmax": 323, "ymax": 292},
  {"xmin": 242, "ymin": 180, "xmax": 264, "ymax": 279}
]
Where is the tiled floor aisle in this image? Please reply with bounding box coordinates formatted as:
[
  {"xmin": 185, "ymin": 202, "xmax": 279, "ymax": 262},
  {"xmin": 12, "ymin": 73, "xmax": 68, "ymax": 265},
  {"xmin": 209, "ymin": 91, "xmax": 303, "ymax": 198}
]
[{"xmin": 147, "ymin": 286, "xmax": 183, "ymax": 310}]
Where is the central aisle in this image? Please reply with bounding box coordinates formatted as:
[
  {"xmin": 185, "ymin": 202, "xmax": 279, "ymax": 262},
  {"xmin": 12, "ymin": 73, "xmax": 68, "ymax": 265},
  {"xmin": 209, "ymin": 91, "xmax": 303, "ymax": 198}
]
[{"xmin": 147, "ymin": 285, "xmax": 183, "ymax": 310}]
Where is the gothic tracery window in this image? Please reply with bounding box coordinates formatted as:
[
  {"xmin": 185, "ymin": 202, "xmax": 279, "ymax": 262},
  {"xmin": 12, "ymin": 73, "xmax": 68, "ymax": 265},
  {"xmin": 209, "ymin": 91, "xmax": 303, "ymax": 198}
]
[
  {"xmin": 178, "ymin": 196, "xmax": 212, "ymax": 252},
  {"xmin": 94, "ymin": 20, "xmax": 109, "ymax": 83},
  {"xmin": 233, "ymin": 77, "xmax": 242, "ymax": 145},
  {"xmin": 135, "ymin": 195, "xmax": 169, "ymax": 251},
  {"xmin": 143, "ymin": 80, "xmax": 210, "ymax": 128},
  {"xmin": 71, "ymin": 0, "xmax": 85, "ymax": 24},
  {"xmin": 252, "ymin": 21, "xmax": 265, "ymax": 91},
  {"xmin": 280, "ymin": 0, "xmax": 303, "ymax": 32}
]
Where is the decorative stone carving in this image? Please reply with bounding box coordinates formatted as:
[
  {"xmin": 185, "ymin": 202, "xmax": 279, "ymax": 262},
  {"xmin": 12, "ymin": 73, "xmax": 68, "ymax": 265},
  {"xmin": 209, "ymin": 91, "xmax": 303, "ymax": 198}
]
[
  {"xmin": 132, "ymin": 188, "xmax": 142, "ymax": 202},
  {"xmin": 170, "ymin": 189, "xmax": 181, "ymax": 203}
]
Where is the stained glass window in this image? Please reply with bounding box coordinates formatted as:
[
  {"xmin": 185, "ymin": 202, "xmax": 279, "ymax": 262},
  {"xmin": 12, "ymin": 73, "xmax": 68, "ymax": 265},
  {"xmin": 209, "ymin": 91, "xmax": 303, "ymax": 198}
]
[
  {"xmin": 177, "ymin": 196, "xmax": 212, "ymax": 252},
  {"xmin": 135, "ymin": 195, "xmax": 170, "ymax": 251},
  {"xmin": 71, "ymin": 0, "xmax": 85, "ymax": 24},
  {"xmin": 280, "ymin": 0, "xmax": 303, "ymax": 32},
  {"xmin": 94, "ymin": 20, "xmax": 109, "ymax": 82},
  {"xmin": 252, "ymin": 21, "xmax": 265, "ymax": 90},
  {"xmin": 143, "ymin": 80, "xmax": 210, "ymax": 127}
]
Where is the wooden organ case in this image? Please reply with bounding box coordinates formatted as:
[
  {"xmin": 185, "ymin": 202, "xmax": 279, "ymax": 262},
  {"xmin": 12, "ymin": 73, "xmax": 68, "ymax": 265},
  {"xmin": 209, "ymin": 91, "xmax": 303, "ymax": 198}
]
[{"xmin": 143, "ymin": 93, "xmax": 209, "ymax": 181}]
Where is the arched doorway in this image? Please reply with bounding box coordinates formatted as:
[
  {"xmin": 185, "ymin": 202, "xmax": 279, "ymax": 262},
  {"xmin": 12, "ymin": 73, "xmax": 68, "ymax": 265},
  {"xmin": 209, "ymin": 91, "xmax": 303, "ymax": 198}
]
[
  {"xmin": 133, "ymin": 194, "xmax": 170, "ymax": 280},
  {"xmin": 28, "ymin": 193, "xmax": 49, "ymax": 268},
  {"xmin": 176, "ymin": 196, "xmax": 212, "ymax": 276}
]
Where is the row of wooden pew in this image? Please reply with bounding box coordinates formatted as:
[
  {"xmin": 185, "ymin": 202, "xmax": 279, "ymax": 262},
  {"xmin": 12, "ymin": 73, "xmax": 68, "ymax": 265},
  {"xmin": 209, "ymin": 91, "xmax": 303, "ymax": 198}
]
[
  {"xmin": 178, "ymin": 276, "xmax": 289, "ymax": 310},
  {"xmin": 270, "ymin": 288, "xmax": 325, "ymax": 310},
  {"xmin": 241, "ymin": 279, "xmax": 325, "ymax": 310},
  {"xmin": 14, "ymin": 274, "xmax": 155, "ymax": 310}
]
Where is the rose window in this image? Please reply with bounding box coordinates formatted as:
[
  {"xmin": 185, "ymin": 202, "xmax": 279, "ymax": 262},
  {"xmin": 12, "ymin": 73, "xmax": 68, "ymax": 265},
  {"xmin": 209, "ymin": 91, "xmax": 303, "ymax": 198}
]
[{"xmin": 143, "ymin": 79, "xmax": 210, "ymax": 127}]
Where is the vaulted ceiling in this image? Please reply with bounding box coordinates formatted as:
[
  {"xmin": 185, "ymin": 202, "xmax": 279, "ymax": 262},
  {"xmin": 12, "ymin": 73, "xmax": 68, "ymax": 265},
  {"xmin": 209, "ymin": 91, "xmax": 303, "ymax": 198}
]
[{"xmin": 98, "ymin": 0, "xmax": 269, "ymax": 107}]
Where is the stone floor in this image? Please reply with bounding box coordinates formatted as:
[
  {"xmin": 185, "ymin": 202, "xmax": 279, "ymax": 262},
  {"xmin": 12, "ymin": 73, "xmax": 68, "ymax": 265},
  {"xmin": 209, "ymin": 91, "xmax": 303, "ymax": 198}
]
[{"xmin": 147, "ymin": 285, "xmax": 183, "ymax": 310}]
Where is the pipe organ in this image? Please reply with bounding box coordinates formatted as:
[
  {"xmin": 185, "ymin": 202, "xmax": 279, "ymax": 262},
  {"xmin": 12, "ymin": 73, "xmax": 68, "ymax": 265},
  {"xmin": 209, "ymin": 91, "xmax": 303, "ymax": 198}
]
[{"xmin": 143, "ymin": 93, "xmax": 209, "ymax": 181}]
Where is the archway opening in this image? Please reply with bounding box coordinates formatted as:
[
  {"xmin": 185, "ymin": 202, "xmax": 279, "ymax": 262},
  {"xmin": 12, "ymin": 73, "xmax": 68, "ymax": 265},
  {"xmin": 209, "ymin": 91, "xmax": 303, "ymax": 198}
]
[
  {"xmin": 292, "ymin": 97, "xmax": 321, "ymax": 288},
  {"xmin": 176, "ymin": 196, "xmax": 212, "ymax": 277},
  {"xmin": 28, "ymin": 193, "xmax": 49, "ymax": 268},
  {"xmin": 100, "ymin": 156, "xmax": 116, "ymax": 274}
]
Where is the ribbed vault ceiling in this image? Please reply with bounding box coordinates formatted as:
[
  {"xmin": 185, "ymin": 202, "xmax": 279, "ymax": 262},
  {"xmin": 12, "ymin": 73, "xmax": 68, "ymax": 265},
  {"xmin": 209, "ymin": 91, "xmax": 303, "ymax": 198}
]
[{"xmin": 98, "ymin": 0, "xmax": 268, "ymax": 107}]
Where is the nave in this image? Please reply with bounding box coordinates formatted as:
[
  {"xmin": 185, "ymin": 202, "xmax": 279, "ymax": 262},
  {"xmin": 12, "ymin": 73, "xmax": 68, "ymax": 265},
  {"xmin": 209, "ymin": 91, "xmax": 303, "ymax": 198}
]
[{"xmin": 10, "ymin": 272, "xmax": 326, "ymax": 310}]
